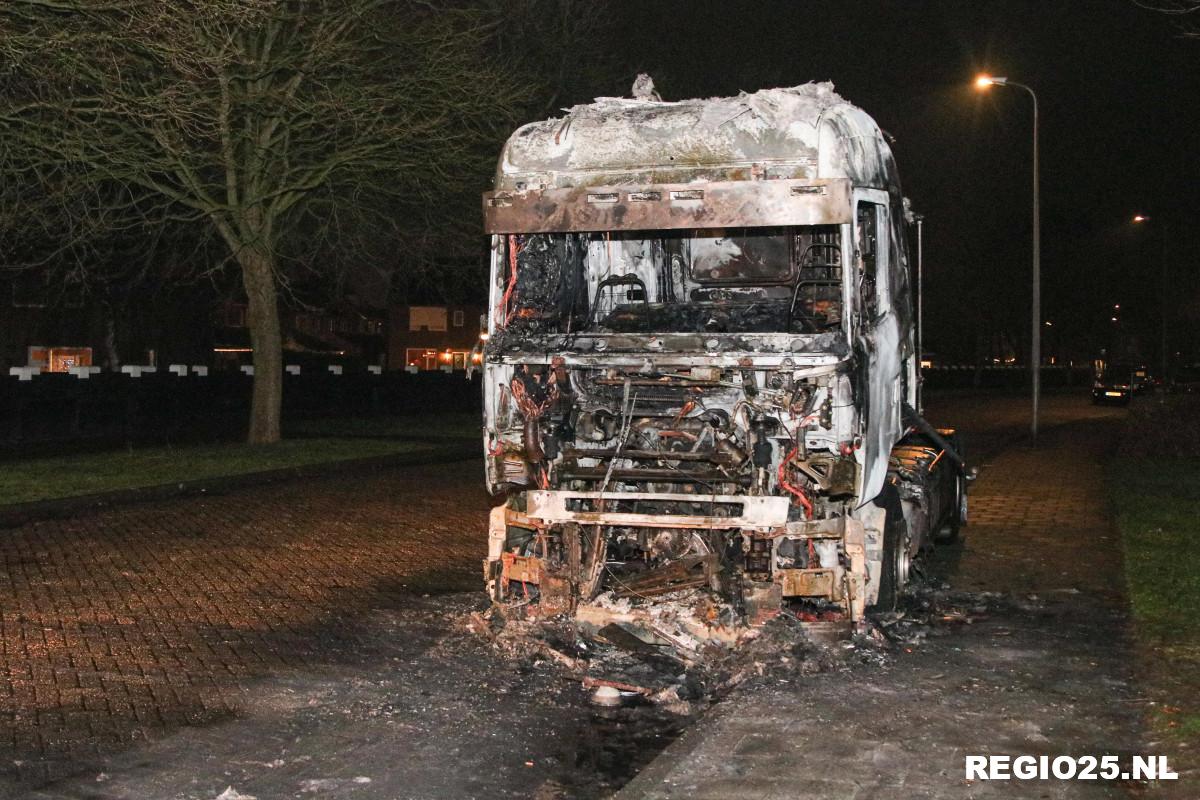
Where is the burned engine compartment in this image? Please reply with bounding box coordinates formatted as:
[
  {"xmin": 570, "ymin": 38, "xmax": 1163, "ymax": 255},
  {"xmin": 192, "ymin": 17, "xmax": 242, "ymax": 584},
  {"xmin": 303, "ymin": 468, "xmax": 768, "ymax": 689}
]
[
  {"xmin": 483, "ymin": 352, "xmax": 886, "ymax": 631},
  {"xmin": 480, "ymin": 219, "xmax": 961, "ymax": 636}
]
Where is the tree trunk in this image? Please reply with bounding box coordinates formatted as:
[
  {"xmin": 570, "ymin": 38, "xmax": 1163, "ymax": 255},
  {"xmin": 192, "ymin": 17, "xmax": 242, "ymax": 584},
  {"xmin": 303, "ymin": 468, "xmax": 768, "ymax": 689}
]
[
  {"xmin": 238, "ymin": 245, "xmax": 283, "ymax": 444},
  {"xmin": 103, "ymin": 310, "xmax": 121, "ymax": 370}
]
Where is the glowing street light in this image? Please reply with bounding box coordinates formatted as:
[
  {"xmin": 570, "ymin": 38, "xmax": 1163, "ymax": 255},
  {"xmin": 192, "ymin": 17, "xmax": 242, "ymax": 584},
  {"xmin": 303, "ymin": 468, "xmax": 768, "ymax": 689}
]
[{"xmin": 974, "ymin": 73, "xmax": 1041, "ymax": 440}]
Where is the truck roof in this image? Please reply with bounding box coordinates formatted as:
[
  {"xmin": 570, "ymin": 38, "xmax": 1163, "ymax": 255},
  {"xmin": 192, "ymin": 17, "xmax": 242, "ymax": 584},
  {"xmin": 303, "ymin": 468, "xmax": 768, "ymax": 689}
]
[{"xmin": 496, "ymin": 82, "xmax": 898, "ymax": 192}]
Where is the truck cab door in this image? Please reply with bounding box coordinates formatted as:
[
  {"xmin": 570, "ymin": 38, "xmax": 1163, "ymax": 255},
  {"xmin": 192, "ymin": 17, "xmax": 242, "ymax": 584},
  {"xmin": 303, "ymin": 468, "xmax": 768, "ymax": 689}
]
[{"xmin": 852, "ymin": 190, "xmax": 903, "ymax": 506}]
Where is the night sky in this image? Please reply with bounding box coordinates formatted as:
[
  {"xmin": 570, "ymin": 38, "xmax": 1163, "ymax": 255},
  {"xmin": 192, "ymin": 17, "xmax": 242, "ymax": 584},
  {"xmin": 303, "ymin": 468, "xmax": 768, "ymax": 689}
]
[{"xmin": 595, "ymin": 0, "xmax": 1200, "ymax": 364}]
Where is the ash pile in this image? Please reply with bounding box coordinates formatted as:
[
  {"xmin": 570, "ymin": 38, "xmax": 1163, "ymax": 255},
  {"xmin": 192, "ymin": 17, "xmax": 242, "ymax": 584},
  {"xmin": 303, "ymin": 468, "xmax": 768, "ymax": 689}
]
[
  {"xmin": 466, "ymin": 580, "xmax": 1019, "ymax": 714},
  {"xmin": 868, "ymin": 584, "xmax": 1030, "ymax": 647},
  {"xmin": 468, "ymin": 588, "xmax": 850, "ymax": 715}
]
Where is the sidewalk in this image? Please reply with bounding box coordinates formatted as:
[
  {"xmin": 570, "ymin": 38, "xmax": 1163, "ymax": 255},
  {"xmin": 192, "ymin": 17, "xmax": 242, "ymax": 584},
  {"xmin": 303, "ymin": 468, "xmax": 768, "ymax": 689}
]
[{"xmin": 618, "ymin": 416, "xmax": 1148, "ymax": 799}]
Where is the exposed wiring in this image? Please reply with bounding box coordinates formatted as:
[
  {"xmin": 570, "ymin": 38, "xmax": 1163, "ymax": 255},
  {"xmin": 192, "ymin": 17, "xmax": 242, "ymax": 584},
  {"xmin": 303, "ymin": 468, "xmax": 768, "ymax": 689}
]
[
  {"xmin": 603, "ymin": 564, "xmax": 655, "ymax": 602},
  {"xmin": 501, "ymin": 234, "xmax": 521, "ymax": 325},
  {"xmin": 510, "ymin": 370, "xmax": 559, "ymax": 419},
  {"xmin": 597, "ymin": 380, "xmax": 637, "ymax": 499},
  {"xmin": 777, "ymin": 445, "xmax": 813, "ymax": 519}
]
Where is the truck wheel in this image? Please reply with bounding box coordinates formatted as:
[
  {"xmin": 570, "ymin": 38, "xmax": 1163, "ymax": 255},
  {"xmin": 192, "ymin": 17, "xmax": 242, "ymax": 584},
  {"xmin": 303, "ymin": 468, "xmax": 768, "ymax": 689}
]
[
  {"xmin": 935, "ymin": 473, "xmax": 967, "ymax": 544},
  {"xmin": 871, "ymin": 486, "xmax": 908, "ymax": 612}
]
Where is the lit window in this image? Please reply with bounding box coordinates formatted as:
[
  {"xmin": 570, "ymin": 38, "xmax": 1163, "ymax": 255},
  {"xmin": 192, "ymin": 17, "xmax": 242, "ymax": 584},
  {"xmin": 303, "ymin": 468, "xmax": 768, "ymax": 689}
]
[{"xmin": 410, "ymin": 306, "xmax": 447, "ymax": 332}]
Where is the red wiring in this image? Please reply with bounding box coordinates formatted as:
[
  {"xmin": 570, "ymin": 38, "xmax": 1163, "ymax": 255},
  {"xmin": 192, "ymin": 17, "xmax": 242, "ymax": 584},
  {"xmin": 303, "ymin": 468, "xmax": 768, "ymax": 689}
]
[
  {"xmin": 510, "ymin": 373, "xmax": 558, "ymax": 419},
  {"xmin": 500, "ymin": 235, "xmax": 520, "ymax": 325},
  {"xmin": 777, "ymin": 446, "xmax": 813, "ymax": 519}
]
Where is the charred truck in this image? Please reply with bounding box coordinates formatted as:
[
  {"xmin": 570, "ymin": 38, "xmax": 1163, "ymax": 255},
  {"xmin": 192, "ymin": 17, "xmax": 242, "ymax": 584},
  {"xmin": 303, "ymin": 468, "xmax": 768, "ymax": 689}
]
[{"xmin": 479, "ymin": 83, "xmax": 966, "ymax": 633}]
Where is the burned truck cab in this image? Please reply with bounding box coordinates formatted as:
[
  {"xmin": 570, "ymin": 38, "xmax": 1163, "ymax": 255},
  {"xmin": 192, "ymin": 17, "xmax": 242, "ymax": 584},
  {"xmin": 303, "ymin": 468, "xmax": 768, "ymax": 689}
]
[{"xmin": 479, "ymin": 83, "xmax": 958, "ymax": 630}]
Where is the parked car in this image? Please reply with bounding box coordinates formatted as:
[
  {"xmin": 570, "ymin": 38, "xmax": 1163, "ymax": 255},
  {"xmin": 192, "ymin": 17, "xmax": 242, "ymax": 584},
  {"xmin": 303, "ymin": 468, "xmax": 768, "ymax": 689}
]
[
  {"xmin": 1093, "ymin": 364, "xmax": 1134, "ymax": 405},
  {"xmin": 1131, "ymin": 364, "xmax": 1152, "ymax": 394}
]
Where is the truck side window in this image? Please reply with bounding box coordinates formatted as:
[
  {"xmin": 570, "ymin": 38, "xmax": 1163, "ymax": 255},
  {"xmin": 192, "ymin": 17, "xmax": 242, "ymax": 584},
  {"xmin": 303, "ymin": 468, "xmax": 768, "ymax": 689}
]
[
  {"xmin": 856, "ymin": 202, "xmax": 880, "ymax": 318},
  {"xmin": 887, "ymin": 202, "xmax": 913, "ymax": 333}
]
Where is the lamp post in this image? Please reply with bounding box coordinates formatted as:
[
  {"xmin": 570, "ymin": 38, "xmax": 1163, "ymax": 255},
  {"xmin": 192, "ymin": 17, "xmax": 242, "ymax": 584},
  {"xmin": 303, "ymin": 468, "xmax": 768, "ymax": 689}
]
[
  {"xmin": 976, "ymin": 75, "xmax": 1040, "ymax": 440},
  {"xmin": 1132, "ymin": 214, "xmax": 1169, "ymax": 389},
  {"xmin": 914, "ymin": 212, "xmax": 925, "ymax": 413}
]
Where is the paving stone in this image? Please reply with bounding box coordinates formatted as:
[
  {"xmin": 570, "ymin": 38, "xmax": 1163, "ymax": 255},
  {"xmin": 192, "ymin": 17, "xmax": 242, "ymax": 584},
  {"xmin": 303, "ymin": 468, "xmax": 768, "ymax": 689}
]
[{"xmin": 0, "ymin": 460, "xmax": 491, "ymax": 787}]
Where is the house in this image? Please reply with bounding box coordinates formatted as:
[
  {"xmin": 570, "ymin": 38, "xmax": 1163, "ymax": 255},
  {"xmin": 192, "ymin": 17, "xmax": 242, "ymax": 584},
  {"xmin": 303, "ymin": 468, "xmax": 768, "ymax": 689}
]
[
  {"xmin": 1, "ymin": 269, "xmax": 212, "ymax": 371},
  {"xmin": 213, "ymin": 299, "xmax": 388, "ymax": 369},
  {"xmin": 388, "ymin": 305, "xmax": 484, "ymax": 371}
]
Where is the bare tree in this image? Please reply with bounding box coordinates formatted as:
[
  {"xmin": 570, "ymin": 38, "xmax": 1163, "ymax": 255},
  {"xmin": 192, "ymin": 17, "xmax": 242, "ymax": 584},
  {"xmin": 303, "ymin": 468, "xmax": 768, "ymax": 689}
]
[
  {"xmin": 1, "ymin": 0, "xmax": 525, "ymax": 443},
  {"xmin": 1135, "ymin": 1, "xmax": 1200, "ymax": 35},
  {"xmin": 490, "ymin": 0, "xmax": 620, "ymax": 115}
]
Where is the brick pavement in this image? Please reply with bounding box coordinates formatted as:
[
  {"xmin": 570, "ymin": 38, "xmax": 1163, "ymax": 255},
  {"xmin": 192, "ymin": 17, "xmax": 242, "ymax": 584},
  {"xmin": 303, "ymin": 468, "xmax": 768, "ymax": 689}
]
[
  {"xmin": 619, "ymin": 400, "xmax": 1148, "ymax": 799},
  {"xmin": 0, "ymin": 394, "xmax": 1149, "ymax": 799},
  {"xmin": 0, "ymin": 462, "xmax": 493, "ymax": 790},
  {"xmin": 954, "ymin": 415, "xmax": 1125, "ymax": 599}
]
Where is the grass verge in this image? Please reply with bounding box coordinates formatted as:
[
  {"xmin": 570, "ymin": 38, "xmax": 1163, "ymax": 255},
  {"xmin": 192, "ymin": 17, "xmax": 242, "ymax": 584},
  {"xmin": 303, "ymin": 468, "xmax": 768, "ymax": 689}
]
[
  {"xmin": 0, "ymin": 437, "xmax": 445, "ymax": 506},
  {"xmin": 1110, "ymin": 456, "xmax": 1200, "ymax": 756},
  {"xmin": 287, "ymin": 412, "xmax": 479, "ymax": 439}
]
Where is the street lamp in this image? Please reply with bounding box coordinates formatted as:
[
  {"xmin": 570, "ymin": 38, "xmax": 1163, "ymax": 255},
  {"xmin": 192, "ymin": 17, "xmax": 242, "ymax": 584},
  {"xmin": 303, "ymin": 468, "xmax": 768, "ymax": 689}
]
[
  {"xmin": 1132, "ymin": 214, "xmax": 1170, "ymax": 387},
  {"xmin": 914, "ymin": 212, "xmax": 925, "ymax": 412},
  {"xmin": 975, "ymin": 74, "xmax": 1041, "ymax": 440}
]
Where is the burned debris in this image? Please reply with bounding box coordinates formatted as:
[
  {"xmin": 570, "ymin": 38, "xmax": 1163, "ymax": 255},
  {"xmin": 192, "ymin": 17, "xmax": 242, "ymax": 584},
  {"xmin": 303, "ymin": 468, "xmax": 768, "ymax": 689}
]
[
  {"xmin": 477, "ymin": 82, "xmax": 968, "ymax": 653},
  {"xmin": 468, "ymin": 581, "xmax": 1004, "ymax": 718}
]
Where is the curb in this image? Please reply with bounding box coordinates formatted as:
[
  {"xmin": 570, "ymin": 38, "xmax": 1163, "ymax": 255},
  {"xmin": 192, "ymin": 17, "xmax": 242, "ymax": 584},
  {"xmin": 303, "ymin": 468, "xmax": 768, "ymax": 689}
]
[
  {"xmin": 612, "ymin": 705, "xmax": 721, "ymax": 800},
  {"xmin": 0, "ymin": 442, "xmax": 480, "ymax": 529}
]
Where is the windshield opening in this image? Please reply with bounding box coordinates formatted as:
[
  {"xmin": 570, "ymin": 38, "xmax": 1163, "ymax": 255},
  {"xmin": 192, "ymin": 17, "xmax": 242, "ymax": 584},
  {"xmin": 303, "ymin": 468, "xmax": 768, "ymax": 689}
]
[{"xmin": 497, "ymin": 226, "xmax": 843, "ymax": 336}]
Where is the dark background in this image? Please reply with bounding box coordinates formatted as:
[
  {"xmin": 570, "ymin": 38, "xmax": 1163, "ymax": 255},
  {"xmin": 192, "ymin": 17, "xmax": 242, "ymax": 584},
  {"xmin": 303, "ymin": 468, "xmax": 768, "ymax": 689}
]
[
  {"xmin": 5, "ymin": 2, "xmax": 1197, "ymax": 372},
  {"xmin": 590, "ymin": 0, "xmax": 1200, "ymax": 366}
]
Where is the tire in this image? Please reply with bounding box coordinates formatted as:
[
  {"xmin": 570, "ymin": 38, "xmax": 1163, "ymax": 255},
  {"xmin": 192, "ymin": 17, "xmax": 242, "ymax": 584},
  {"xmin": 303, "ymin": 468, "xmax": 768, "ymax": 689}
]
[
  {"xmin": 870, "ymin": 485, "xmax": 909, "ymax": 612},
  {"xmin": 934, "ymin": 473, "xmax": 967, "ymax": 544}
]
